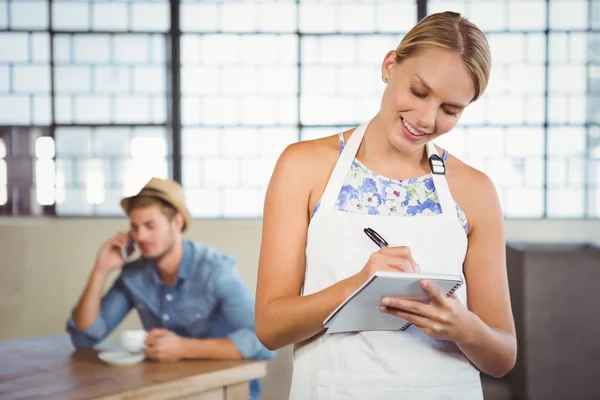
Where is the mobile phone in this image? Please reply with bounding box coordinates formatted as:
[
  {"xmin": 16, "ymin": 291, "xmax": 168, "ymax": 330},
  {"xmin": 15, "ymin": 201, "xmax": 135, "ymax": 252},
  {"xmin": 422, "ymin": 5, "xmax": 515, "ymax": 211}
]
[{"xmin": 122, "ymin": 235, "xmax": 135, "ymax": 260}]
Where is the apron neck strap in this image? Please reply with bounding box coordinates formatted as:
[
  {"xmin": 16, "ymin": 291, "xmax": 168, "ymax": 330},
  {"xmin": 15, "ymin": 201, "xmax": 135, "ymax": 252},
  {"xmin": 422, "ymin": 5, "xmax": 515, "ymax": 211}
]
[
  {"xmin": 426, "ymin": 142, "xmax": 456, "ymax": 219},
  {"xmin": 319, "ymin": 121, "xmax": 369, "ymax": 212}
]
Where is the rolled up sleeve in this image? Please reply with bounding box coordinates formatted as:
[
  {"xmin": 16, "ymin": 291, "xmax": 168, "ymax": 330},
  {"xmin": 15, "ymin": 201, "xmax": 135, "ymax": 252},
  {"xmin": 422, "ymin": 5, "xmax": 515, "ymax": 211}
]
[
  {"xmin": 209, "ymin": 254, "xmax": 275, "ymax": 360},
  {"xmin": 66, "ymin": 275, "xmax": 133, "ymax": 349}
]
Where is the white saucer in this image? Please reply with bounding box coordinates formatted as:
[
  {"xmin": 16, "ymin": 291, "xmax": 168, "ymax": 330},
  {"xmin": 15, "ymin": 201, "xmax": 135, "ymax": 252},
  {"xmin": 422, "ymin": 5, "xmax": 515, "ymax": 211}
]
[{"xmin": 98, "ymin": 351, "xmax": 145, "ymax": 366}]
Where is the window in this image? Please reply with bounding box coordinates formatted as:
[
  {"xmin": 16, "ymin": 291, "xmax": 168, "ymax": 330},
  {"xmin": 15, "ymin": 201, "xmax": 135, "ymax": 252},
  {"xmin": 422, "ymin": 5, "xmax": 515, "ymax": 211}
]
[
  {"xmin": 0, "ymin": 138, "xmax": 6, "ymax": 206},
  {"xmin": 0, "ymin": 0, "xmax": 171, "ymax": 216},
  {"xmin": 180, "ymin": 0, "xmax": 417, "ymax": 218},
  {"xmin": 0, "ymin": 0, "xmax": 598, "ymax": 219},
  {"xmin": 431, "ymin": 0, "xmax": 599, "ymax": 218},
  {"xmin": 54, "ymin": 127, "xmax": 168, "ymax": 215}
]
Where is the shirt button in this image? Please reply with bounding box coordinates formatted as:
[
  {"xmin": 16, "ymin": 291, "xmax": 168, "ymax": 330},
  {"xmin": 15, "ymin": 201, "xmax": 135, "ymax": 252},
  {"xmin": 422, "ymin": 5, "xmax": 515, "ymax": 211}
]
[
  {"xmin": 166, "ymin": 294, "xmax": 173, "ymax": 301},
  {"xmin": 162, "ymin": 314, "xmax": 170, "ymax": 321}
]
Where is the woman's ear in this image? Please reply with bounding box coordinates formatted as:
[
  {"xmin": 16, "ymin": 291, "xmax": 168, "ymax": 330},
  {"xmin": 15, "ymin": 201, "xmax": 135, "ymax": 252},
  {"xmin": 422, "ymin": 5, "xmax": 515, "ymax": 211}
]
[{"xmin": 381, "ymin": 50, "xmax": 397, "ymax": 83}]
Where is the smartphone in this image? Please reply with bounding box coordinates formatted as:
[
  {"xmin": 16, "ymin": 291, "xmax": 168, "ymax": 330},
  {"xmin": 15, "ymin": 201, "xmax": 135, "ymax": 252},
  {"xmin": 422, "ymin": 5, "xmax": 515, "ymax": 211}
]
[{"xmin": 122, "ymin": 235, "xmax": 135, "ymax": 261}]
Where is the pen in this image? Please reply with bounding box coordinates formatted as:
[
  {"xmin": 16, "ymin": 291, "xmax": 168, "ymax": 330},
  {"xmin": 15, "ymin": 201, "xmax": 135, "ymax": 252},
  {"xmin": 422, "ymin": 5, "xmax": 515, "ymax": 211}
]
[
  {"xmin": 364, "ymin": 227, "xmax": 421, "ymax": 274},
  {"xmin": 363, "ymin": 227, "xmax": 389, "ymax": 248}
]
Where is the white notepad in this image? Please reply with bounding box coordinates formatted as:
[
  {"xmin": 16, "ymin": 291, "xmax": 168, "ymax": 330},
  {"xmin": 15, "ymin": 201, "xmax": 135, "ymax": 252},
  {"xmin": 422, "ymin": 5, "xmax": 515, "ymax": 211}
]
[{"xmin": 324, "ymin": 271, "xmax": 463, "ymax": 334}]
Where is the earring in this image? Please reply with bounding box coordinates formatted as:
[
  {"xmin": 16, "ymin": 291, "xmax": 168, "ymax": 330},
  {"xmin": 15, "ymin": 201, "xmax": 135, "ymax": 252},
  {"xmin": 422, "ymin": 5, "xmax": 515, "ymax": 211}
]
[{"xmin": 383, "ymin": 77, "xmax": 388, "ymax": 83}]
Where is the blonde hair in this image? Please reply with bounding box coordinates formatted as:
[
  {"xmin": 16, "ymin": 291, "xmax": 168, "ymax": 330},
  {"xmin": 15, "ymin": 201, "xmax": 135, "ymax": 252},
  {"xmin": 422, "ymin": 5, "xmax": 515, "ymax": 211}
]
[{"xmin": 395, "ymin": 11, "xmax": 491, "ymax": 102}]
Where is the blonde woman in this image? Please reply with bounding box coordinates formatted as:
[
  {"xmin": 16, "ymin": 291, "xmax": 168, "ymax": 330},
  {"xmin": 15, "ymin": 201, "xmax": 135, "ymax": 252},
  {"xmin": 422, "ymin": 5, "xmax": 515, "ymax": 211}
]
[{"xmin": 256, "ymin": 11, "xmax": 516, "ymax": 399}]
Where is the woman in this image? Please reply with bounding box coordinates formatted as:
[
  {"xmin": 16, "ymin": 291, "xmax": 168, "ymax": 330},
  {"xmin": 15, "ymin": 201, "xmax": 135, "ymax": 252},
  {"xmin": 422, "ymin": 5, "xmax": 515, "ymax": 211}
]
[{"xmin": 255, "ymin": 11, "xmax": 516, "ymax": 399}]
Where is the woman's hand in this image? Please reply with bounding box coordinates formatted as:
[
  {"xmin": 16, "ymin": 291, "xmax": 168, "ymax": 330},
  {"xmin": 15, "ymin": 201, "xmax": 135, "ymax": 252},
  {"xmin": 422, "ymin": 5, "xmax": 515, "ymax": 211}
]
[
  {"xmin": 380, "ymin": 279, "xmax": 476, "ymax": 343},
  {"xmin": 357, "ymin": 246, "xmax": 421, "ymax": 283}
]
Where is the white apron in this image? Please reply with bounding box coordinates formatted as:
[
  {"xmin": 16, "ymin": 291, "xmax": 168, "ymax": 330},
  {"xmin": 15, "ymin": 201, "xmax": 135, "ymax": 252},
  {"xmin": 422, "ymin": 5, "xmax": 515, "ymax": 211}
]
[{"xmin": 289, "ymin": 121, "xmax": 483, "ymax": 400}]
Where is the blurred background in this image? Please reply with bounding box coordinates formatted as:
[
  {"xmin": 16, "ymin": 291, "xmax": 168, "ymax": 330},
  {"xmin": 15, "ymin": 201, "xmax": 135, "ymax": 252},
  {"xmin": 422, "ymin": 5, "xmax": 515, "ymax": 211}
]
[{"xmin": 0, "ymin": 0, "xmax": 599, "ymax": 399}]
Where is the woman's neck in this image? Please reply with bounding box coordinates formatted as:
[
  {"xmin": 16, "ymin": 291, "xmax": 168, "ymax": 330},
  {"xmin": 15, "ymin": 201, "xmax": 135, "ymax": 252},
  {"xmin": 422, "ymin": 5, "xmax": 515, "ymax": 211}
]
[{"xmin": 357, "ymin": 115, "xmax": 430, "ymax": 176}]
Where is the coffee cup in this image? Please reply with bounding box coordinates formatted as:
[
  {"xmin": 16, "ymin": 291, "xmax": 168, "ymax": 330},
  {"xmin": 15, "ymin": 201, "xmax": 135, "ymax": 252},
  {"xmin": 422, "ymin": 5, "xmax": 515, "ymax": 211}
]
[{"xmin": 120, "ymin": 329, "xmax": 147, "ymax": 353}]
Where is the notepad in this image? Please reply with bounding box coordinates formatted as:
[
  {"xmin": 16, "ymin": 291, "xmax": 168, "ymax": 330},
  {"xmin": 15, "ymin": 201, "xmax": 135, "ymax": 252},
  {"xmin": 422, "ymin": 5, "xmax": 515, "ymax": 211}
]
[{"xmin": 323, "ymin": 271, "xmax": 463, "ymax": 334}]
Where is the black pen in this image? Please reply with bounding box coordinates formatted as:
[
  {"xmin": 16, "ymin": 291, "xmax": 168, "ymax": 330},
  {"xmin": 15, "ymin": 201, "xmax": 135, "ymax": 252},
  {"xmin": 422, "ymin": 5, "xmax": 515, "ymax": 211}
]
[
  {"xmin": 363, "ymin": 227, "xmax": 389, "ymax": 248},
  {"xmin": 364, "ymin": 227, "xmax": 421, "ymax": 273}
]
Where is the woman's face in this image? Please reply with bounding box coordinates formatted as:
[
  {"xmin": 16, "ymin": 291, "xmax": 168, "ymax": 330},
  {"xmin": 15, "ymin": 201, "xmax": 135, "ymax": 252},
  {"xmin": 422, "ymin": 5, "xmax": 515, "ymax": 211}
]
[{"xmin": 380, "ymin": 47, "xmax": 476, "ymax": 154}]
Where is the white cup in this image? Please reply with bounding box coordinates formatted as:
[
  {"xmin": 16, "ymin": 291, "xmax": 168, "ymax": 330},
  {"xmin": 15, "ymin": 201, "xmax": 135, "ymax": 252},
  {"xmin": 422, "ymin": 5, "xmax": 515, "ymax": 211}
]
[{"xmin": 120, "ymin": 330, "xmax": 147, "ymax": 353}]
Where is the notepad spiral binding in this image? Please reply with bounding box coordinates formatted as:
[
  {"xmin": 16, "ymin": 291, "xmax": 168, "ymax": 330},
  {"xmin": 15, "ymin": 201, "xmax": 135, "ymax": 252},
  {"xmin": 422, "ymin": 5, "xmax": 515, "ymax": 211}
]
[
  {"xmin": 399, "ymin": 282, "xmax": 463, "ymax": 332},
  {"xmin": 446, "ymin": 282, "xmax": 462, "ymax": 297}
]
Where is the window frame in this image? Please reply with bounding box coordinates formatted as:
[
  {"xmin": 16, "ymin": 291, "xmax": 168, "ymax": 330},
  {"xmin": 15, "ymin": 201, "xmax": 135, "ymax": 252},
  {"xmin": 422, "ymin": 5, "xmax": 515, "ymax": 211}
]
[{"xmin": 0, "ymin": 0, "xmax": 597, "ymax": 219}]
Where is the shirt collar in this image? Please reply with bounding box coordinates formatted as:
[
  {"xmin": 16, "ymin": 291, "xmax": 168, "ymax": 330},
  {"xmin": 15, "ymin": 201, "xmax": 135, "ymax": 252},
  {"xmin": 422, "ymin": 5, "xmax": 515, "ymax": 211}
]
[
  {"xmin": 177, "ymin": 239, "xmax": 193, "ymax": 280},
  {"xmin": 148, "ymin": 239, "xmax": 193, "ymax": 286}
]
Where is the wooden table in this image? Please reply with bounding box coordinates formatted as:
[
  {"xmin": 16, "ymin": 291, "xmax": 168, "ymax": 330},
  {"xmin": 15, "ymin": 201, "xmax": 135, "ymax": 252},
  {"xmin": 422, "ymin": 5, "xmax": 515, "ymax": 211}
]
[{"xmin": 0, "ymin": 334, "xmax": 268, "ymax": 400}]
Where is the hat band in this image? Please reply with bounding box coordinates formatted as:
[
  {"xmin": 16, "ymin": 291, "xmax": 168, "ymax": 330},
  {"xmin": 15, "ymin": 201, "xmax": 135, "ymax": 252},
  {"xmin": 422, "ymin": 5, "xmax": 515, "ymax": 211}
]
[{"xmin": 139, "ymin": 187, "xmax": 167, "ymax": 196}]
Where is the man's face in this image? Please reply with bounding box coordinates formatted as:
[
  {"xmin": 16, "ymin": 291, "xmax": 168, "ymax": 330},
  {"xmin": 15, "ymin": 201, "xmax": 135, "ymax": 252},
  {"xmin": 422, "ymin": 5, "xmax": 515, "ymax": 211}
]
[{"xmin": 128, "ymin": 205, "xmax": 179, "ymax": 261}]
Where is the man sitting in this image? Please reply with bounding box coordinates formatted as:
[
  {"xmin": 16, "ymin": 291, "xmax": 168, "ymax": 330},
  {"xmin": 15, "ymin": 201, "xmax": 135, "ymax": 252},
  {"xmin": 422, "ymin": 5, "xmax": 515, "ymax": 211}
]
[{"xmin": 67, "ymin": 177, "xmax": 274, "ymax": 399}]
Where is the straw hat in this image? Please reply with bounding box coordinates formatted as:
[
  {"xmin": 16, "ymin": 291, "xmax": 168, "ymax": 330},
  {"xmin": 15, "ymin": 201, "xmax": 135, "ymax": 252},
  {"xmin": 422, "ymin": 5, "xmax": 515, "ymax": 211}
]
[{"xmin": 120, "ymin": 178, "xmax": 192, "ymax": 232}]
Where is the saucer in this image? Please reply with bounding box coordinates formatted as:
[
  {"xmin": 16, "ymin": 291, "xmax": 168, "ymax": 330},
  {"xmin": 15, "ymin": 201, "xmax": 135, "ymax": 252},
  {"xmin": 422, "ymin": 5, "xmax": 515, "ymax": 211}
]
[{"xmin": 98, "ymin": 351, "xmax": 145, "ymax": 366}]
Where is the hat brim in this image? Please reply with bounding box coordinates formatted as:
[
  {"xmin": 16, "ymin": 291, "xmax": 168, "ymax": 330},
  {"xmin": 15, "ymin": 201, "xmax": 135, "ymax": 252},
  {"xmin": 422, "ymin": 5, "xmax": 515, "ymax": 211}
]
[{"xmin": 121, "ymin": 192, "xmax": 192, "ymax": 232}]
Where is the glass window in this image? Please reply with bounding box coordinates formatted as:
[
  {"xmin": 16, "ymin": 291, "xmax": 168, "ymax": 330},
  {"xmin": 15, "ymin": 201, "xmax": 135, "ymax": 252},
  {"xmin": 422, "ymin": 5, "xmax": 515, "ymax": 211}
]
[
  {"xmin": 426, "ymin": 0, "xmax": 596, "ymax": 218},
  {"xmin": 0, "ymin": 138, "xmax": 6, "ymax": 206},
  {"xmin": 0, "ymin": 0, "xmax": 597, "ymax": 220},
  {"xmin": 10, "ymin": 0, "xmax": 48, "ymax": 30},
  {"xmin": 52, "ymin": 0, "xmax": 169, "ymax": 33},
  {"xmin": 0, "ymin": 32, "xmax": 51, "ymax": 125},
  {"xmin": 53, "ymin": 34, "xmax": 167, "ymax": 125},
  {"xmin": 55, "ymin": 127, "xmax": 169, "ymax": 215},
  {"xmin": 181, "ymin": 1, "xmax": 416, "ymax": 218},
  {"xmin": 181, "ymin": 30, "xmax": 299, "ymax": 218}
]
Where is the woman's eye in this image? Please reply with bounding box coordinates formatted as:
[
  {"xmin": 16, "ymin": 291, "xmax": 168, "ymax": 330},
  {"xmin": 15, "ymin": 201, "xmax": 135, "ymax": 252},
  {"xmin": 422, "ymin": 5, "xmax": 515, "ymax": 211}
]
[
  {"xmin": 443, "ymin": 108, "xmax": 459, "ymax": 116},
  {"xmin": 411, "ymin": 88, "xmax": 427, "ymax": 98}
]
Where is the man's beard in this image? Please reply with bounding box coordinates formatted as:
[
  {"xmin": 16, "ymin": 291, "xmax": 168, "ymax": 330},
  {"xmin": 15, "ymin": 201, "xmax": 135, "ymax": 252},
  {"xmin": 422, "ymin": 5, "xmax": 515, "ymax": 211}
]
[{"xmin": 142, "ymin": 231, "xmax": 176, "ymax": 262}]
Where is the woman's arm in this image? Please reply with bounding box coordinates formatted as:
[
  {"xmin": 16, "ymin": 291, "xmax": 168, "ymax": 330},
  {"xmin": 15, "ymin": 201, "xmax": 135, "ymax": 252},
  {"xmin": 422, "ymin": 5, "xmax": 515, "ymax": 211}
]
[
  {"xmin": 455, "ymin": 168, "xmax": 517, "ymax": 377},
  {"xmin": 254, "ymin": 141, "xmax": 363, "ymax": 350}
]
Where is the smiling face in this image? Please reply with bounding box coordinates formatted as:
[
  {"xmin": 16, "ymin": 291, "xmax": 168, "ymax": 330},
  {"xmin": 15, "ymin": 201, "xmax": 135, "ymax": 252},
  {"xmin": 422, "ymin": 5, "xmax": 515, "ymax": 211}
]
[{"xmin": 379, "ymin": 46, "xmax": 475, "ymax": 154}]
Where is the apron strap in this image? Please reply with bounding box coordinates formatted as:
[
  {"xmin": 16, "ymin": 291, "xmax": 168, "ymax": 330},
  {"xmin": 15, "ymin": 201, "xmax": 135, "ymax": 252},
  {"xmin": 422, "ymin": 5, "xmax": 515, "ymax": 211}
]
[
  {"xmin": 319, "ymin": 121, "xmax": 369, "ymax": 213},
  {"xmin": 426, "ymin": 142, "xmax": 456, "ymax": 220}
]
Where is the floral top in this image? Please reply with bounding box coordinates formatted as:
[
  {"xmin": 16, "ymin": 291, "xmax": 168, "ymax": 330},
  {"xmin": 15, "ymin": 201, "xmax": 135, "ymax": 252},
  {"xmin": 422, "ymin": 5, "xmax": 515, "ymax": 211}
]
[{"xmin": 312, "ymin": 132, "xmax": 468, "ymax": 234}]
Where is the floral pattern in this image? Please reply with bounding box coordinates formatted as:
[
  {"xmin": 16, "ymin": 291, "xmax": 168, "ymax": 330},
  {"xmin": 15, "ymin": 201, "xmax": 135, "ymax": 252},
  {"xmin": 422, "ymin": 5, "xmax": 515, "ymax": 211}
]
[{"xmin": 312, "ymin": 134, "xmax": 468, "ymax": 233}]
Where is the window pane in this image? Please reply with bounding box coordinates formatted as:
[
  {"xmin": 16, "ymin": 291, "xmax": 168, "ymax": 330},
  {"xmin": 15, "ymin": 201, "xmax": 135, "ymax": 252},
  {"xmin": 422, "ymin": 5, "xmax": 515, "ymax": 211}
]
[
  {"xmin": 10, "ymin": 0, "xmax": 48, "ymax": 30},
  {"xmin": 182, "ymin": 127, "xmax": 297, "ymax": 218},
  {"xmin": 0, "ymin": 32, "xmax": 51, "ymax": 125},
  {"xmin": 590, "ymin": 159, "xmax": 600, "ymax": 217},
  {"xmin": 53, "ymin": 34, "xmax": 167, "ymax": 124},
  {"xmin": 550, "ymin": 0, "xmax": 588, "ymax": 30},
  {"xmin": 131, "ymin": 3, "xmax": 169, "ymax": 32},
  {"xmin": 92, "ymin": 2, "xmax": 128, "ymax": 31},
  {"xmin": 52, "ymin": 1, "xmax": 90, "ymax": 31},
  {"xmin": 0, "ymin": 1, "xmax": 7, "ymax": 29},
  {"xmin": 181, "ymin": 34, "xmax": 297, "ymax": 127},
  {"xmin": 181, "ymin": 30, "xmax": 298, "ymax": 218},
  {"xmin": 55, "ymin": 127, "xmax": 170, "ymax": 215},
  {"xmin": 36, "ymin": 159, "xmax": 56, "ymax": 205},
  {"xmin": 300, "ymin": 34, "xmax": 398, "ymax": 125}
]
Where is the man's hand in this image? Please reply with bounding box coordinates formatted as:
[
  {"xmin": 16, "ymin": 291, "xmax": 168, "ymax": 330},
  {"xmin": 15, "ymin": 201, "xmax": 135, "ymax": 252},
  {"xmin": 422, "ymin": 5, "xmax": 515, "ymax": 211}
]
[
  {"xmin": 94, "ymin": 232, "xmax": 133, "ymax": 275},
  {"xmin": 144, "ymin": 328, "xmax": 186, "ymax": 362}
]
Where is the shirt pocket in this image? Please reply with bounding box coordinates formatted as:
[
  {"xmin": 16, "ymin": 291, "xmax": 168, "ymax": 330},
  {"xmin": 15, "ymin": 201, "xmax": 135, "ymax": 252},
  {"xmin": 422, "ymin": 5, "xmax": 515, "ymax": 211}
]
[{"xmin": 175, "ymin": 299, "xmax": 216, "ymax": 336}]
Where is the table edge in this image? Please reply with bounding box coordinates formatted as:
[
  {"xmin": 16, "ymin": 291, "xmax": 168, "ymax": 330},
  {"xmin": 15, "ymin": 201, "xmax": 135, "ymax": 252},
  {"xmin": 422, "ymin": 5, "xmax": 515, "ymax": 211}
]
[{"xmin": 94, "ymin": 360, "xmax": 268, "ymax": 400}]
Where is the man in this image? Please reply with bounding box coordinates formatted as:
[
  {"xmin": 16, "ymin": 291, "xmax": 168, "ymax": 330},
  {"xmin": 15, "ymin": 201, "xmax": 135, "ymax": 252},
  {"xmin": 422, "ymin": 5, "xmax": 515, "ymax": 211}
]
[{"xmin": 67, "ymin": 178, "xmax": 274, "ymax": 399}]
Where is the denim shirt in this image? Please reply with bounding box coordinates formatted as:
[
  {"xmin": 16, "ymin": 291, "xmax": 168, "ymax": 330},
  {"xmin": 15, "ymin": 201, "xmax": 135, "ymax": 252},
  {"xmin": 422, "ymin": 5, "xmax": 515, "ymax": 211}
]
[{"xmin": 66, "ymin": 240, "xmax": 274, "ymax": 400}]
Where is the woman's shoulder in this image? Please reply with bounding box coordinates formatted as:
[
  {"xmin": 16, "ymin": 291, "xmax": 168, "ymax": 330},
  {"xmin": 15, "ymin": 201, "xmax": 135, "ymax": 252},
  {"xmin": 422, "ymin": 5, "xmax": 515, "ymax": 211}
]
[
  {"xmin": 443, "ymin": 150, "xmax": 502, "ymax": 231},
  {"xmin": 444, "ymin": 151, "xmax": 496, "ymax": 193},
  {"xmin": 276, "ymin": 129, "xmax": 353, "ymax": 175},
  {"xmin": 266, "ymin": 129, "xmax": 353, "ymax": 216}
]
